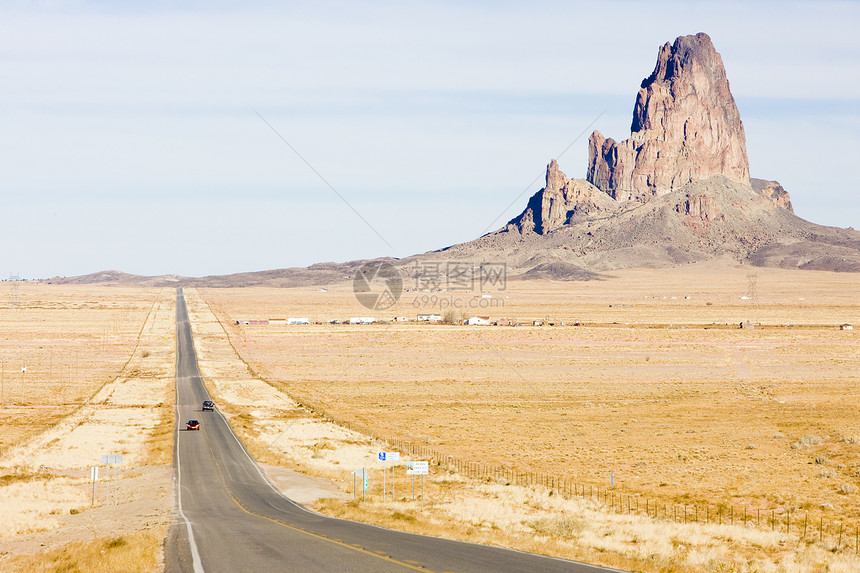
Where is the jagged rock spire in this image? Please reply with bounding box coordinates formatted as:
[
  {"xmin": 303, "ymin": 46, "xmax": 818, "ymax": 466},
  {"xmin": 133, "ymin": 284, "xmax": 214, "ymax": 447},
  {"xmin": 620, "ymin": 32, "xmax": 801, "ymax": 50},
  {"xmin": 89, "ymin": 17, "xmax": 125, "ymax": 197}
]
[{"xmin": 587, "ymin": 32, "xmax": 750, "ymax": 201}]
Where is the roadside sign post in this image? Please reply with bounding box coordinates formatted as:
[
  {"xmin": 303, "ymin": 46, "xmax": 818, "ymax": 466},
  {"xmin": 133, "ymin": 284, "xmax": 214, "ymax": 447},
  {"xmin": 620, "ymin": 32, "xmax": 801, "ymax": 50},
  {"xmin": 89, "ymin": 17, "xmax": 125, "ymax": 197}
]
[
  {"xmin": 352, "ymin": 467, "xmax": 368, "ymax": 502},
  {"xmin": 378, "ymin": 452, "xmax": 400, "ymax": 502},
  {"xmin": 91, "ymin": 466, "xmax": 98, "ymax": 505},
  {"xmin": 406, "ymin": 461, "xmax": 428, "ymax": 501},
  {"xmin": 101, "ymin": 454, "xmax": 123, "ymax": 506}
]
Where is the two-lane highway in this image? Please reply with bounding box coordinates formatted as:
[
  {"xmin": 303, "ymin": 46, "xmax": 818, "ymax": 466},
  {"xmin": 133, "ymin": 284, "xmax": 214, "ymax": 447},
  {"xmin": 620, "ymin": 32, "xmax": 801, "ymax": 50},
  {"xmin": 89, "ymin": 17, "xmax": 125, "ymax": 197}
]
[{"xmin": 164, "ymin": 288, "xmax": 619, "ymax": 572}]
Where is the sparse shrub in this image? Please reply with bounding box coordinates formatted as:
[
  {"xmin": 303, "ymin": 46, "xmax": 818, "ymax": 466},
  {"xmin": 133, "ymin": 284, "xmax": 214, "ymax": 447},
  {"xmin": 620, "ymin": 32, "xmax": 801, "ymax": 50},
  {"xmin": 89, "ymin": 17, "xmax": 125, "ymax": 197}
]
[
  {"xmin": 311, "ymin": 440, "xmax": 335, "ymax": 452},
  {"xmin": 105, "ymin": 536, "xmax": 127, "ymax": 549},
  {"xmin": 839, "ymin": 436, "xmax": 857, "ymax": 444},
  {"xmin": 818, "ymin": 469, "xmax": 835, "ymax": 478},
  {"xmin": 529, "ymin": 515, "xmax": 586, "ymax": 539},
  {"xmin": 773, "ymin": 432, "xmax": 785, "ymax": 439},
  {"xmin": 141, "ymin": 350, "xmax": 151, "ymax": 358},
  {"xmin": 70, "ymin": 507, "xmax": 82, "ymax": 515},
  {"xmin": 391, "ymin": 511, "xmax": 416, "ymax": 522},
  {"xmin": 745, "ymin": 444, "xmax": 756, "ymax": 450},
  {"xmin": 791, "ymin": 434, "xmax": 823, "ymax": 449},
  {"xmin": 815, "ymin": 455, "xmax": 829, "ymax": 465},
  {"xmin": 838, "ymin": 483, "xmax": 856, "ymax": 494}
]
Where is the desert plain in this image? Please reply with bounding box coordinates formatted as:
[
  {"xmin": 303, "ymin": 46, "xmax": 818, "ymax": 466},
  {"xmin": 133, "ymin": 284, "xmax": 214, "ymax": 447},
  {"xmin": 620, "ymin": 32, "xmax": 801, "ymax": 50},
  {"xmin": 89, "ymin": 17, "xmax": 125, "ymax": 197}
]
[{"xmin": 2, "ymin": 260, "xmax": 860, "ymax": 572}]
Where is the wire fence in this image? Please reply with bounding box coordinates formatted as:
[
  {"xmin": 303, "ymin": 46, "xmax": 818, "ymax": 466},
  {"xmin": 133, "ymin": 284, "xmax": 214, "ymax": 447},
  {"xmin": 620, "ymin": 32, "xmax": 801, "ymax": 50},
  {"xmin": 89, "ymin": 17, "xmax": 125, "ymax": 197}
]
[{"xmin": 298, "ymin": 400, "xmax": 860, "ymax": 554}]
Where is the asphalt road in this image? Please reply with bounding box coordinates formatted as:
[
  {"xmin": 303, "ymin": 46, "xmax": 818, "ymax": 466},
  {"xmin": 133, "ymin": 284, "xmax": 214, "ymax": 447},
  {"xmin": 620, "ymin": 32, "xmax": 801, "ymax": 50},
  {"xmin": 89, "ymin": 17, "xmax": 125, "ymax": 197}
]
[{"xmin": 164, "ymin": 288, "xmax": 620, "ymax": 573}]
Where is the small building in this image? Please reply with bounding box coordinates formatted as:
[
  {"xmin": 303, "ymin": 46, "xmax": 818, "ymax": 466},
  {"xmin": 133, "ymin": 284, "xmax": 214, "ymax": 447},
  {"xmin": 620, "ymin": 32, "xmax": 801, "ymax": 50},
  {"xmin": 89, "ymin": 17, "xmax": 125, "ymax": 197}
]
[
  {"xmin": 465, "ymin": 316, "xmax": 491, "ymax": 326},
  {"xmin": 288, "ymin": 318, "xmax": 310, "ymax": 325},
  {"xmin": 840, "ymin": 324, "xmax": 853, "ymax": 330},
  {"xmin": 393, "ymin": 316, "xmax": 410, "ymax": 322},
  {"xmin": 740, "ymin": 321, "xmax": 754, "ymax": 329},
  {"xmin": 417, "ymin": 314, "xmax": 442, "ymax": 322},
  {"xmin": 350, "ymin": 317, "xmax": 375, "ymax": 324}
]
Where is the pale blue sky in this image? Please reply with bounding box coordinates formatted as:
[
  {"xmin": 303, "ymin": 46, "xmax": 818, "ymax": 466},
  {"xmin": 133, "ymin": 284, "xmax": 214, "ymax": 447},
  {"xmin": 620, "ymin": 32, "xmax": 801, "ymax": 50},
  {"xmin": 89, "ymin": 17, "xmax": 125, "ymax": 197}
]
[{"xmin": 2, "ymin": 1, "xmax": 858, "ymax": 278}]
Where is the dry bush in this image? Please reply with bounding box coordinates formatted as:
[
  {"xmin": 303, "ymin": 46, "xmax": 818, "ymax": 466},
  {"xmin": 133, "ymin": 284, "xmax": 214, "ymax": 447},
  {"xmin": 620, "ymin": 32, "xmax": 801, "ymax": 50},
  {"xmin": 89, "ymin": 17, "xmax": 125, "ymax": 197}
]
[
  {"xmin": 529, "ymin": 515, "xmax": 586, "ymax": 539},
  {"xmin": 8, "ymin": 532, "xmax": 162, "ymax": 572},
  {"xmin": 792, "ymin": 434, "xmax": 824, "ymax": 449}
]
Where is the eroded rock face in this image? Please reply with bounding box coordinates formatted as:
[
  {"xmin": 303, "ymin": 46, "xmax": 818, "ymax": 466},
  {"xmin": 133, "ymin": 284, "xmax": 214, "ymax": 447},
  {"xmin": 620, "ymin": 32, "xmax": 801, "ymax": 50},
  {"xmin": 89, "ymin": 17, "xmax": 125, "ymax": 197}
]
[
  {"xmin": 587, "ymin": 32, "xmax": 750, "ymax": 201},
  {"xmin": 752, "ymin": 178, "xmax": 794, "ymax": 213},
  {"xmin": 508, "ymin": 160, "xmax": 615, "ymax": 234}
]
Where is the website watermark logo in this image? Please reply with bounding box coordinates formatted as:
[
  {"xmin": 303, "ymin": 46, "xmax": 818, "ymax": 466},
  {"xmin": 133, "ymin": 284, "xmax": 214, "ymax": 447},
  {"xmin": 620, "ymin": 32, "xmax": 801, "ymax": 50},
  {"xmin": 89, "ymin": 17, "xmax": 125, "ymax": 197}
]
[
  {"xmin": 353, "ymin": 261, "xmax": 403, "ymax": 310},
  {"xmin": 411, "ymin": 261, "xmax": 506, "ymax": 291}
]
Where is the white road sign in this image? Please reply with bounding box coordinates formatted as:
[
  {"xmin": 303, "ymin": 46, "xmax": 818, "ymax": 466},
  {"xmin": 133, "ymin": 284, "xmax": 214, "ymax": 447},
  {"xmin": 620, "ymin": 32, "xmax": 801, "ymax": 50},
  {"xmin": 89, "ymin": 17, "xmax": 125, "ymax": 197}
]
[
  {"xmin": 91, "ymin": 466, "xmax": 99, "ymax": 481},
  {"xmin": 101, "ymin": 454, "xmax": 123, "ymax": 464},
  {"xmin": 406, "ymin": 461, "xmax": 428, "ymax": 475},
  {"xmin": 378, "ymin": 452, "xmax": 401, "ymax": 462}
]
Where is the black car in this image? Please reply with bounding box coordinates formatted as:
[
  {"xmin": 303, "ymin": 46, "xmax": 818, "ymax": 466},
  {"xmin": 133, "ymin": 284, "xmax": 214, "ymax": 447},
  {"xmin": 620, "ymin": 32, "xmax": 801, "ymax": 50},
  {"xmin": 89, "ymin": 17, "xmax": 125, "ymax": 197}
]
[{"xmin": 202, "ymin": 400, "xmax": 214, "ymax": 411}]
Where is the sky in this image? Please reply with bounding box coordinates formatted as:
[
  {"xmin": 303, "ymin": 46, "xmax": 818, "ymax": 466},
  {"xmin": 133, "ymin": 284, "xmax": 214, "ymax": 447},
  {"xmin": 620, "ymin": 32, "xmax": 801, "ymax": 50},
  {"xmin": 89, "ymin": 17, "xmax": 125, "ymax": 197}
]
[{"xmin": 2, "ymin": 0, "xmax": 859, "ymax": 279}]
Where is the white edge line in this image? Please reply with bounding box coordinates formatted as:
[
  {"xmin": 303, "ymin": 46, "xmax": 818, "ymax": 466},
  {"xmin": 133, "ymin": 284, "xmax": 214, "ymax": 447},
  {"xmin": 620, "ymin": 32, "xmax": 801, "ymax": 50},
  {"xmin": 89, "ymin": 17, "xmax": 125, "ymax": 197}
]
[
  {"xmin": 187, "ymin": 290, "xmax": 622, "ymax": 573},
  {"xmin": 175, "ymin": 290, "xmax": 205, "ymax": 573}
]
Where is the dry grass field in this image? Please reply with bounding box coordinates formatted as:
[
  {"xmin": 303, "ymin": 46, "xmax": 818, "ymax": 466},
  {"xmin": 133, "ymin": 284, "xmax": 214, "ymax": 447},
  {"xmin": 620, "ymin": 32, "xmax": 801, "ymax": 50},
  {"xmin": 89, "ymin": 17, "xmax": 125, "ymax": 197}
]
[
  {"xmin": 0, "ymin": 284, "xmax": 161, "ymax": 455},
  {"xmin": 0, "ymin": 286, "xmax": 176, "ymax": 572},
  {"xmin": 195, "ymin": 259, "xmax": 860, "ymax": 569}
]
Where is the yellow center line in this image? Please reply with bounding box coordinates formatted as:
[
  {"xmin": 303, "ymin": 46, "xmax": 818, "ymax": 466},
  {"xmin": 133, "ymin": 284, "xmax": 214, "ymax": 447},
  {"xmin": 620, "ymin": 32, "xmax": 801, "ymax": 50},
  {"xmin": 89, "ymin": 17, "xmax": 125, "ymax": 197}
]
[{"xmin": 206, "ymin": 439, "xmax": 434, "ymax": 572}]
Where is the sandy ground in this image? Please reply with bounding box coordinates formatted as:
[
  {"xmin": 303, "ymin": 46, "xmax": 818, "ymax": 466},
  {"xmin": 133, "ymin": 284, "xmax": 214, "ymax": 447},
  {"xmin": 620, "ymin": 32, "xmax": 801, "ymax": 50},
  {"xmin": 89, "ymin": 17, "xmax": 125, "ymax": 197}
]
[
  {"xmin": 183, "ymin": 263, "xmax": 860, "ymax": 572},
  {"xmin": 0, "ymin": 289, "xmax": 176, "ymax": 569},
  {"xmin": 0, "ymin": 285, "xmax": 161, "ymax": 456},
  {"xmin": 195, "ymin": 261, "xmax": 860, "ymax": 523},
  {"xmin": 261, "ymin": 464, "xmax": 348, "ymax": 506}
]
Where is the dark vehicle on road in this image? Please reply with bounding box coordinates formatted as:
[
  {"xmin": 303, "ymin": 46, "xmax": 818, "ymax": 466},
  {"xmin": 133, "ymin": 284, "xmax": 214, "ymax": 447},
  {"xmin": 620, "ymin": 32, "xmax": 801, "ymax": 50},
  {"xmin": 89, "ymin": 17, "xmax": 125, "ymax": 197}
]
[
  {"xmin": 186, "ymin": 419, "xmax": 200, "ymax": 430},
  {"xmin": 202, "ymin": 400, "xmax": 214, "ymax": 411}
]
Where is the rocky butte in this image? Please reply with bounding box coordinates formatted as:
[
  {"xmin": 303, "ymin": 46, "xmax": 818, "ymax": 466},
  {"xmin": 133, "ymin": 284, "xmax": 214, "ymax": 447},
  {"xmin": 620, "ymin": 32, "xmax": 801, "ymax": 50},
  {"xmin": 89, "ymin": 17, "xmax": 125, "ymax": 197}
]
[
  {"xmin": 429, "ymin": 32, "xmax": 860, "ymax": 277},
  {"xmin": 588, "ymin": 32, "xmax": 750, "ymax": 202}
]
